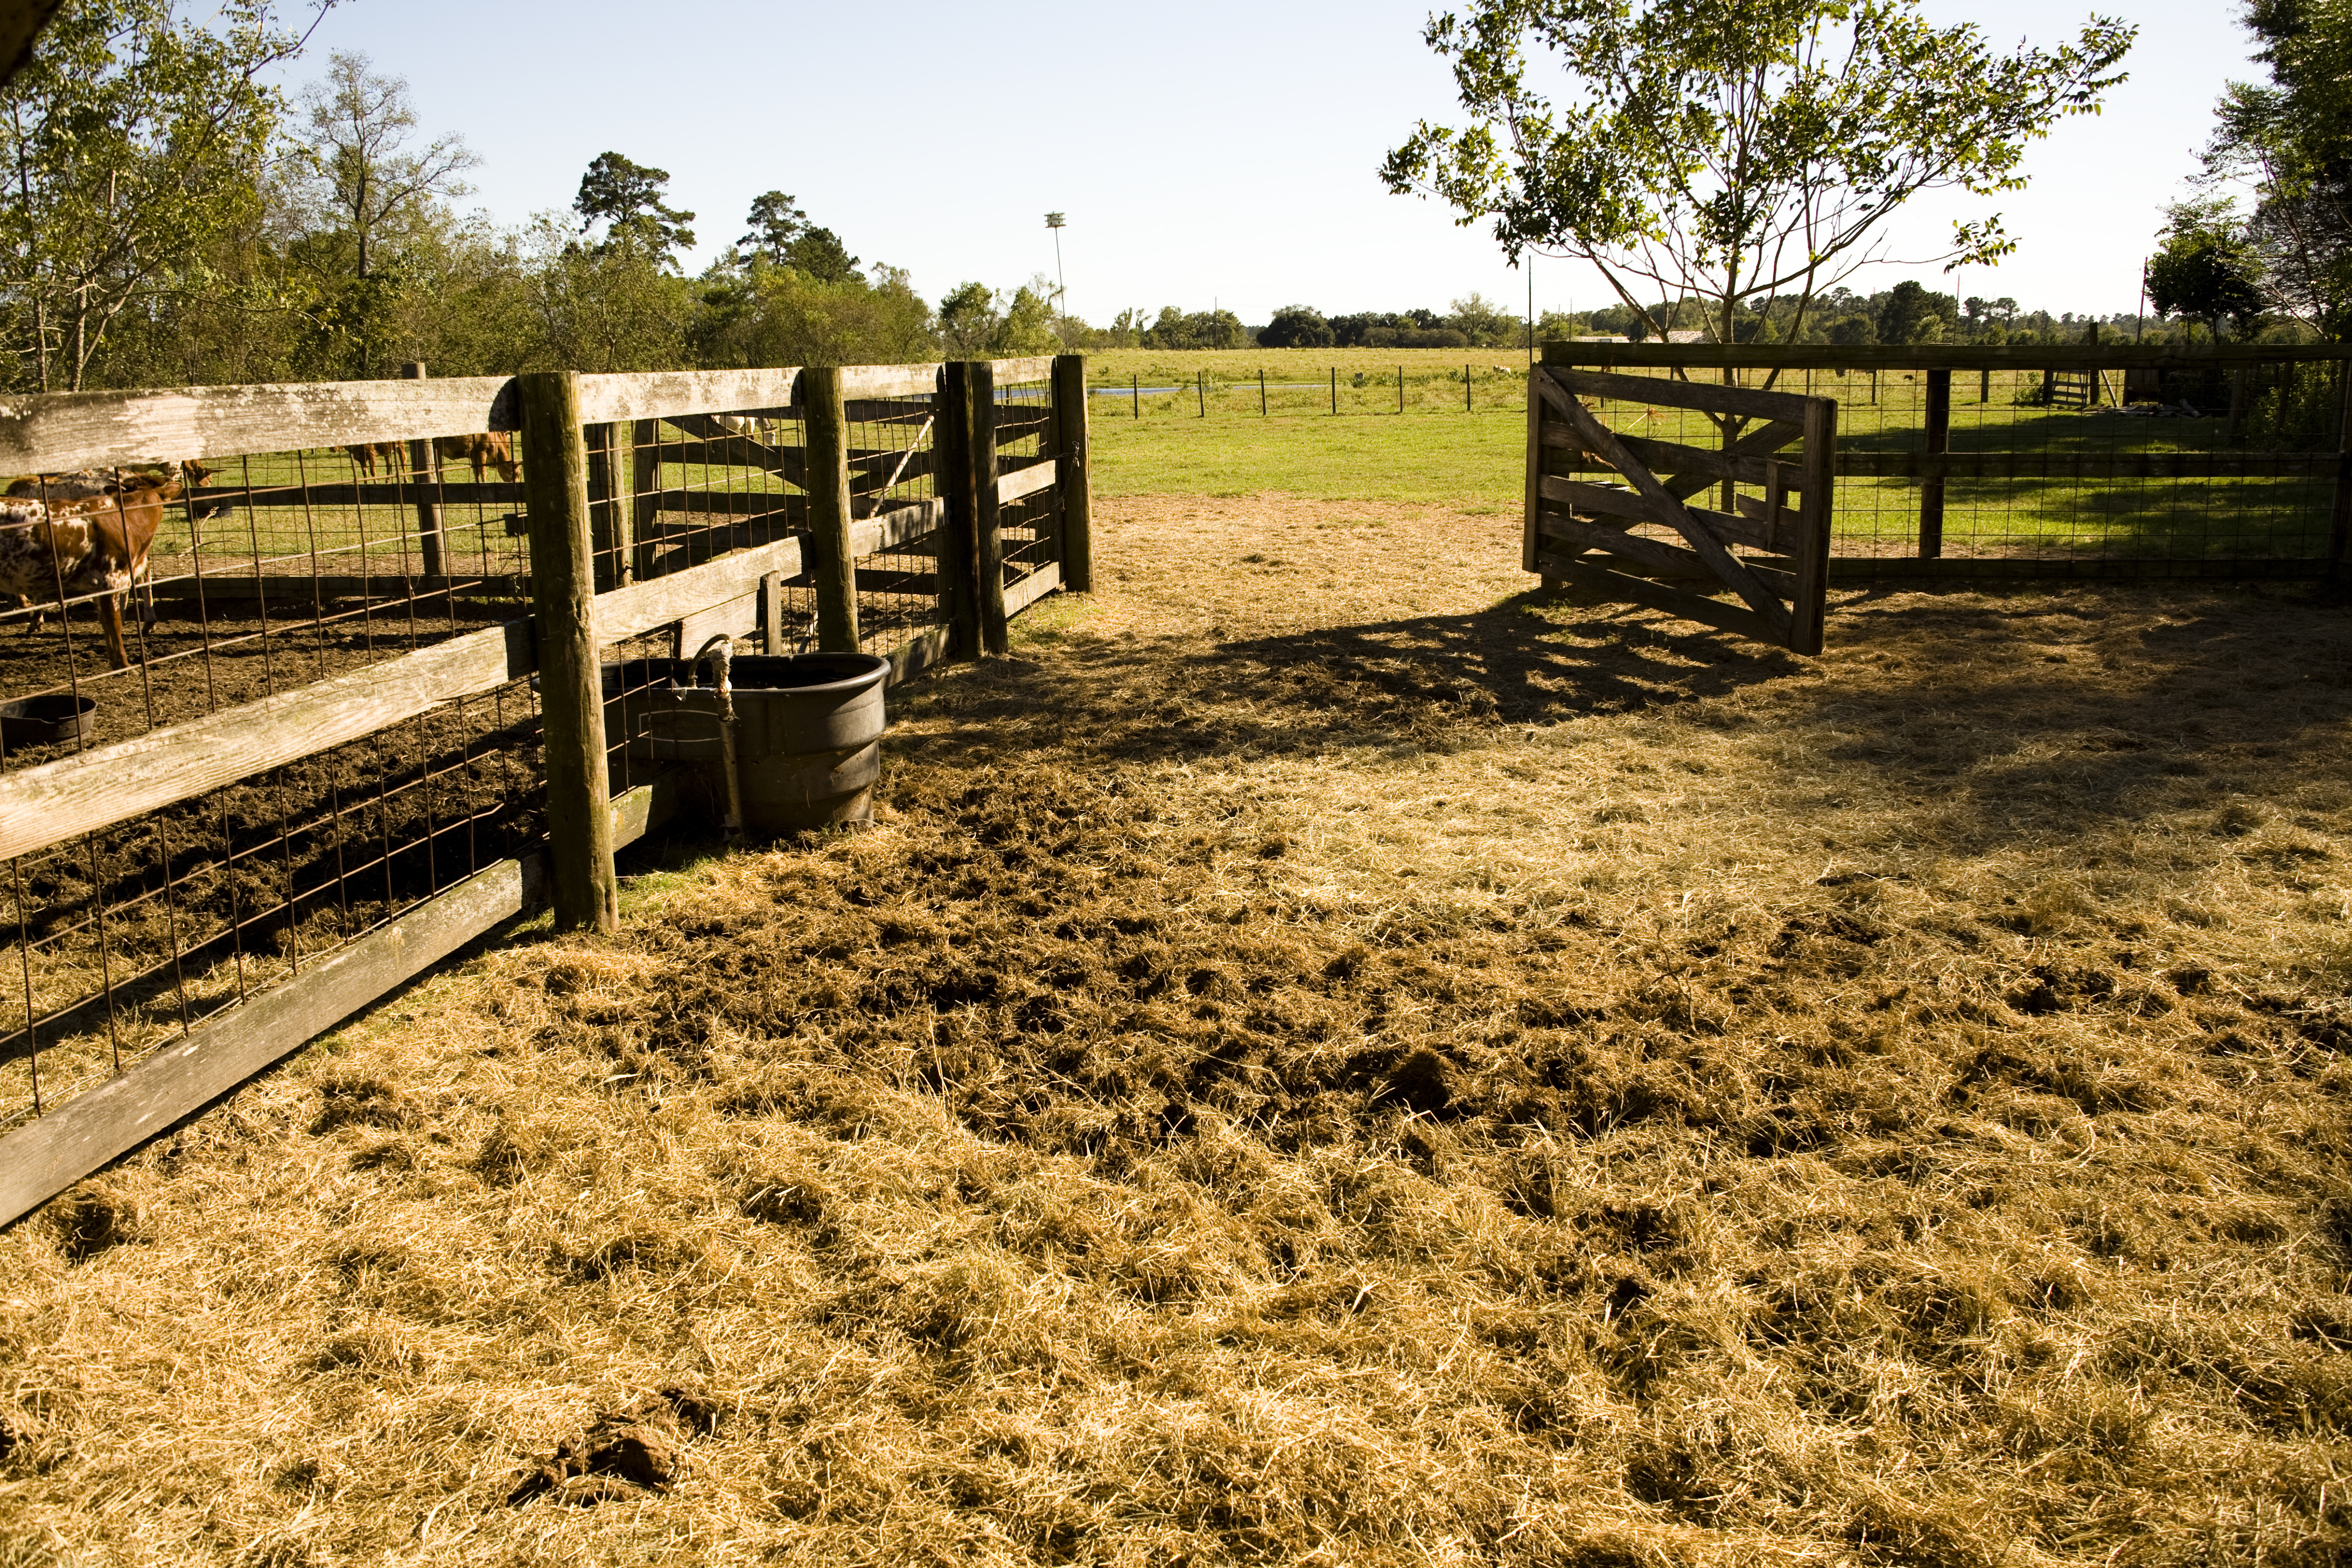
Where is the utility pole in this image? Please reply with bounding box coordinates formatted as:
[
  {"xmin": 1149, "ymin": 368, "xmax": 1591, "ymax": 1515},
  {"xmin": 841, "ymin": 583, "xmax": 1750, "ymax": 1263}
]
[{"xmin": 1046, "ymin": 212, "xmax": 1068, "ymax": 342}]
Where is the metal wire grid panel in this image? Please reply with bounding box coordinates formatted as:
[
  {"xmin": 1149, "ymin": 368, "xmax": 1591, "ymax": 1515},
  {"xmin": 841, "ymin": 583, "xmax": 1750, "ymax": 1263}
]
[
  {"xmin": 1564, "ymin": 360, "xmax": 2343, "ymax": 563},
  {"xmin": 1, "ymin": 440, "xmax": 545, "ymax": 1135},
  {"xmin": 847, "ymin": 392, "xmax": 945, "ymax": 665},
  {"xmin": 995, "ymin": 373, "xmax": 1060, "ymax": 597}
]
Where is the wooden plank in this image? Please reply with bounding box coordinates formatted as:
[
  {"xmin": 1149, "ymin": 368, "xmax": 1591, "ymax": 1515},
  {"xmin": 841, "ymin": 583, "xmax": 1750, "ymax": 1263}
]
[
  {"xmin": 675, "ymin": 590, "xmax": 761, "ymax": 659},
  {"xmin": 988, "ymin": 355, "xmax": 1057, "ymax": 386},
  {"xmin": 183, "ymin": 482, "xmax": 524, "ymax": 508},
  {"xmin": 1532, "ymin": 549, "xmax": 1785, "ymax": 643},
  {"xmin": 885, "ymin": 622, "xmax": 955, "ymax": 687},
  {"xmin": 1542, "ymin": 469, "xmax": 1787, "ymax": 554},
  {"xmin": 1612, "ymin": 430, "xmax": 1806, "ymax": 488},
  {"xmin": 0, "ymin": 757, "xmax": 691, "ymax": 1229},
  {"xmin": 642, "ymin": 487, "xmax": 796, "ymax": 517},
  {"xmin": 996, "ymin": 457, "xmax": 1058, "ymax": 505},
  {"xmin": 1004, "ymin": 559, "xmax": 1062, "ymax": 618},
  {"xmin": 1538, "ymin": 516, "xmax": 1798, "ymax": 599},
  {"xmin": 0, "ymin": 856, "xmax": 537, "ymax": 1228},
  {"xmin": 1548, "ymin": 364, "xmax": 1815, "ymax": 424},
  {"xmin": 0, "ymin": 376, "xmax": 521, "ymax": 472},
  {"xmin": 1833, "ymin": 451, "xmax": 2339, "ymax": 480},
  {"xmin": 852, "ymin": 496, "xmax": 944, "ymax": 556},
  {"xmin": 518, "ymin": 370, "xmax": 616, "ymax": 935},
  {"xmin": 0, "ymin": 617, "xmax": 533, "ymax": 863},
  {"xmin": 577, "ymin": 368, "xmax": 802, "ymax": 425},
  {"xmin": 597, "ymin": 534, "xmax": 804, "ymax": 643},
  {"xmin": 1535, "ymin": 371, "xmax": 1793, "ymax": 631},
  {"xmin": 843, "ymin": 366, "xmax": 943, "ymax": 401},
  {"xmin": 1542, "ymin": 342, "xmax": 2352, "ymax": 371}
]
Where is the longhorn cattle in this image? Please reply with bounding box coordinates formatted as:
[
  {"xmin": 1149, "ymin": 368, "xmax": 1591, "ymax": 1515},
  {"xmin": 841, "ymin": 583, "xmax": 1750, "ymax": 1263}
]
[{"xmin": 0, "ymin": 475, "xmax": 179, "ymax": 668}]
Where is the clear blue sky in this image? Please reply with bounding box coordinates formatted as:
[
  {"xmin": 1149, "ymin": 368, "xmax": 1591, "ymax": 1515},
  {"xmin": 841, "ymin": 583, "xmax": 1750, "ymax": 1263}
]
[{"xmin": 278, "ymin": 0, "xmax": 2252, "ymax": 325}]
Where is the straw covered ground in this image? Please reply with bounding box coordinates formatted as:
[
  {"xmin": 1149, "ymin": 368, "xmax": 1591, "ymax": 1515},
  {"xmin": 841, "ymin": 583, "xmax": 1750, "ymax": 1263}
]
[{"xmin": 4, "ymin": 496, "xmax": 2351, "ymax": 1566}]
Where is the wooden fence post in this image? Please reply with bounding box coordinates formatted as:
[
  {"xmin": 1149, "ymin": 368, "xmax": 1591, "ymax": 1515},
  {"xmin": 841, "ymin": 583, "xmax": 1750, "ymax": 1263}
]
[
  {"xmin": 1920, "ymin": 369, "xmax": 1951, "ymax": 559},
  {"xmin": 400, "ymin": 362, "xmax": 443, "ymax": 579},
  {"xmin": 971, "ymin": 363, "xmax": 1007, "ymax": 656},
  {"xmin": 517, "ymin": 370, "xmax": 617, "ymax": 935},
  {"xmin": 1052, "ymin": 353, "xmax": 1093, "ymax": 593},
  {"xmin": 2331, "ymin": 355, "xmax": 2352, "ymax": 583},
  {"xmin": 800, "ymin": 366, "xmax": 861, "ymax": 653},
  {"xmin": 940, "ymin": 362, "xmax": 1007, "ymax": 657}
]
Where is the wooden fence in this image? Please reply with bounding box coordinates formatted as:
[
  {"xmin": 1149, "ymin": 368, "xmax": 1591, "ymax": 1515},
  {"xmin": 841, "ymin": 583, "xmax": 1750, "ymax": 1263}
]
[
  {"xmin": 1539, "ymin": 342, "xmax": 2352, "ymax": 579},
  {"xmin": 0, "ymin": 353, "xmax": 1092, "ymax": 1225}
]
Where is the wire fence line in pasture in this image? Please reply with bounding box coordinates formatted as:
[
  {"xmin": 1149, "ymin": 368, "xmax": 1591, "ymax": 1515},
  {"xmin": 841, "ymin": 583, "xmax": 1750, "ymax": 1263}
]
[
  {"xmin": 1535, "ymin": 342, "xmax": 2352, "ymax": 579},
  {"xmin": 1093, "ymin": 361, "xmax": 1534, "ymax": 422},
  {"xmin": 0, "ymin": 353, "xmax": 1091, "ymax": 1224}
]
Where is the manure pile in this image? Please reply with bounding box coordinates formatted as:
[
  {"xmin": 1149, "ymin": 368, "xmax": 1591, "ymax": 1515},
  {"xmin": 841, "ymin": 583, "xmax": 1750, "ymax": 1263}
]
[{"xmin": 3, "ymin": 496, "xmax": 2349, "ymax": 1566}]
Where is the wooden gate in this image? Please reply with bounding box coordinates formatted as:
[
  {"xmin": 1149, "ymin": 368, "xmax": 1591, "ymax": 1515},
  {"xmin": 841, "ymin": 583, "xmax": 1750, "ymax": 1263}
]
[{"xmin": 1525, "ymin": 366, "xmax": 1837, "ymax": 654}]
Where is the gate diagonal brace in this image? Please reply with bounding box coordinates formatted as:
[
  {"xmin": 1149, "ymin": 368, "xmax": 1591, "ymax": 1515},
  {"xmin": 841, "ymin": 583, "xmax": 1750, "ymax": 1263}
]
[{"xmin": 1534, "ymin": 369, "xmax": 1792, "ymax": 635}]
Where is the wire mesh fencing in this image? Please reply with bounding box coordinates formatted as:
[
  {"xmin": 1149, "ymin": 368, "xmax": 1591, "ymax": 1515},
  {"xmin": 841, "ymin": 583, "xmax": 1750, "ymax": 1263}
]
[
  {"xmin": 1542, "ymin": 350, "xmax": 2349, "ymax": 568},
  {"xmin": 0, "ymin": 437, "xmax": 544, "ymax": 1135}
]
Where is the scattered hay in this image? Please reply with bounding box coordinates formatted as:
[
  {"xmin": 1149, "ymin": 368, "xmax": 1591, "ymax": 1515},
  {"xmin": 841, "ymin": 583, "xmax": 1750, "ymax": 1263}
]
[{"xmin": 2, "ymin": 495, "xmax": 2349, "ymax": 1564}]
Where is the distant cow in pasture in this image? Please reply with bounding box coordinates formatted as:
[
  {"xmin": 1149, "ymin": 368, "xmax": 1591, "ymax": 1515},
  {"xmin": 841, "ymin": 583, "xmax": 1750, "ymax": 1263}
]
[{"xmin": 345, "ymin": 434, "xmax": 516, "ymax": 485}]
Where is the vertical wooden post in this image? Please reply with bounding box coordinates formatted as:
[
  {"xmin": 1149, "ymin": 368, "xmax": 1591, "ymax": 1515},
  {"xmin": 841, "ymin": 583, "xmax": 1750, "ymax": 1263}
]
[
  {"xmin": 1980, "ymin": 367, "xmax": 1991, "ymax": 404},
  {"xmin": 400, "ymin": 362, "xmax": 443, "ymax": 579},
  {"xmin": 1525, "ymin": 364, "xmax": 1548, "ymax": 583},
  {"xmin": 1052, "ymin": 353, "xmax": 1093, "ymax": 593},
  {"xmin": 628, "ymin": 418, "xmax": 660, "ymax": 584},
  {"xmin": 1330, "ymin": 367, "xmax": 1337, "ymax": 415},
  {"xmin": 584, "ymin": 421, "xmax": 620, "ymax": 590},
  {"xmin": 1131, "ymin": 373, "xmax": 1138, "ymax": 419},
  {"xmin": 1920, "ymin": 369, "xmax": 1951, "ymax": 559},
  {"xmin": 1259, "ymin": 368, "xmax": 1266, "ymax": 416},
  {"xmin": 940, "ymin": 362, "xmax": 1007, "ymax": 657},
  {"xmin": 1197, "ymin": 370, "xmax": 1205, "ymax": 417},
  {"xmin": 1399, "ymin": 365, "xmax": 1404, "ymax": 415},
  {"xmin": 800, "ymin": 365, "xmax": 861, "ymax": 653},
  {"xmin": 760, "ymin": 570, "xmax": 787, "ymax": 655},
  {"xmin": 1467, "ymin": 363, "xmax": 1473, "ymax": 413},
  {"xmin": 2329, "ymin": 354, "xmax": 2352, "ymax": 584},
  {"xmin": 517, "ymin": 370, "xmax": 617, "ymax": 935},
  {"xmin": 972, "ymin": 364, "xmax": 1007, "ymax": 656},
  {"xmin": 1790, "ymin": 395, "xmax": 1838, "ymax": 655}
]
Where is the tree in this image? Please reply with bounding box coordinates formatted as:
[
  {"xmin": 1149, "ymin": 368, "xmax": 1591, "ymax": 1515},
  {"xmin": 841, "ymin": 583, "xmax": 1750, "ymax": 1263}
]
[
  {"xmin": 1875, "ymin": 279, "xmax": 1955, "ymax": 344},
  {"xmin": 292, "ymin": 53, "xmax": 473, "ymax": 284},
  {"xmin": 2200, "ymin": 2, "xmax": 2352, "ymax": 333},
  {"xmin": 1143, "ymin": 306, "xmax": 1246, "ymax": 349},
  {"xmin": 1259, "ymin": 304, "xmax": 1334, "ymax": 347},
  {"xmin": 286, "ymin": 51, "xmax": 475, "ymax": 375},
  {"xmin": 575, "ymin": 151, "xmax": 695, "ymax": 267},
  {"xmin": 1382, "ymin": 0, "xmax": 2134, "ymax": 359},
  {"xmin": 1448, "ymin": 290, "xmax": 1519, "ymax": 347},
  {"xmin": 740, "ymin": 190, "xmax": 805, "ymax": 262},
  {"xmin": 783, "ymin": 226, "xmax": 859, "ymax": 284},
  {"xmin": 0, "ymin": 0, "xmax": 323, "ymax": 390},
  {"xmin": 2146, "ymin": 201, "xmax": 2266, "ymax": 344}
]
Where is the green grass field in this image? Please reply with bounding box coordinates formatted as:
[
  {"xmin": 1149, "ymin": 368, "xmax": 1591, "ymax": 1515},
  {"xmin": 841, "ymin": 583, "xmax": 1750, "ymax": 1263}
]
[{"xmin": 1085, "ymin": 357, "xmax": 2337, "ymax": 558}]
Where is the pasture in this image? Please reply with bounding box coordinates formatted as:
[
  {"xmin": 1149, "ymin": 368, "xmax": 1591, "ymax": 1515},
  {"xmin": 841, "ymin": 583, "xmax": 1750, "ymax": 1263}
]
[{"xmin": 3, "ymin": 480, "xmax": 2347, "ymax": 1565}]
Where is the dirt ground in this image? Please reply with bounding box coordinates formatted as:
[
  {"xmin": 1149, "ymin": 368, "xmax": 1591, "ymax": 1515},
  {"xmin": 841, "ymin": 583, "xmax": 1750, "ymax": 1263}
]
[{"xmin": 3, "ymin": 494, "xmax": 2350, "ymax": 1567}]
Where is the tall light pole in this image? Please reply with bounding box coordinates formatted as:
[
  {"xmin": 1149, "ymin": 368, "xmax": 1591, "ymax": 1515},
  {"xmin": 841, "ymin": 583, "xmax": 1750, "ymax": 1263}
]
[{"xmin": 1045, "ymin": 212, "xmax": 1068, "ymax": 340}]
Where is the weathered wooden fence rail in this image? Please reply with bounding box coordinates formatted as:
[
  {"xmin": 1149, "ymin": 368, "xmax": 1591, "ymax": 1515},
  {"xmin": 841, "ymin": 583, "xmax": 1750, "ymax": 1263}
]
[{"xmin": 0, "ymin": 353, "xmax": 1089, "ymax": 1227}]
